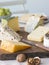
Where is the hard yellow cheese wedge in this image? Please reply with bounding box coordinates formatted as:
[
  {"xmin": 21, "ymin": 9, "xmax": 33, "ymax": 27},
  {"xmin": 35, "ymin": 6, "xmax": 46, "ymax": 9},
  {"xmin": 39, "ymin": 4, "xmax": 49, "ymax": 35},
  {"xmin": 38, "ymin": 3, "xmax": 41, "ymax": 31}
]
[
  {"xmin": 8, "ymin": 17, "xmax": 20, "ymax": 31},
  {"xmin": 27, "ymin": 26, "xmax": 49, "ymax": 42},
  {"xmin": 1, "ymin": 40, "xmax": 31, "ymax": 53}
]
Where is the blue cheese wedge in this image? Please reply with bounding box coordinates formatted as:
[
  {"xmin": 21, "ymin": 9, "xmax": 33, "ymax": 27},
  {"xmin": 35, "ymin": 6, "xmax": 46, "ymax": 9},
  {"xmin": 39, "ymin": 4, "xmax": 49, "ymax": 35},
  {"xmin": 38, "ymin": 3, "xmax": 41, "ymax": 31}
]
[
  {"xmin": 0, "ymin": 19, "xmax": 21, "ymax": 42},
  {"xmin": 0, "ymin": 26, "xmax": 20, "ymax": 42}
]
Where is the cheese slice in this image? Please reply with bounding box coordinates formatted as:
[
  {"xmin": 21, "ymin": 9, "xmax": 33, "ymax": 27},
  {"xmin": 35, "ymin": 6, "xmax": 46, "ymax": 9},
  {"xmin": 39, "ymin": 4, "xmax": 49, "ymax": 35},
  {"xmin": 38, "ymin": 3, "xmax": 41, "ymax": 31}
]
[
  {"xmin": 24, "ymin": 16, "xmax": 44, "ymax": 33},
  {"xmin": 8, "ymin": 17, "xmax": 20, "ymax": 31},
  {"xmin": 1, "ymin": 40, "xmax": 31, "ymax": 53},
  {"xmin": 27, "ymin": 26, "xmax": 49, "ymax": 42}
]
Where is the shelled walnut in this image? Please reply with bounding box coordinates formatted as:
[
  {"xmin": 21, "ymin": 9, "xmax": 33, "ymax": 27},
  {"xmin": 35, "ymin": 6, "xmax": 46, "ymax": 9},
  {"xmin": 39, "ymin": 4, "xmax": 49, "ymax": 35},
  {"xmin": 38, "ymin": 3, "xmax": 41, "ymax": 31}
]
[
  {"xmin": 16, "ymin": 53, "xmax": 41, "ymax": 65},
  {"xmin": 34, "ymin": 57, "xmax": 41, "ymax": 65},
  {"xmin": 27, "ymin": 58, "xmax": 34, "ymax": 65}
]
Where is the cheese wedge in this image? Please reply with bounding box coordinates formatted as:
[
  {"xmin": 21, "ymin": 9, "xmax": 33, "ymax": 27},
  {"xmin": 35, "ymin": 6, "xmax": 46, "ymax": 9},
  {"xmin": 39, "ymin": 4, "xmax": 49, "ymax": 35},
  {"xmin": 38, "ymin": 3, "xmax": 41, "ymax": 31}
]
[
  {"xmin": 27, "ymin": 26, "xmax": 49, "ymax": 42},
  {"xmin": 1, "ymin": 40, "xmax": 31, "ymax": 53},
  {"xmin": 24, "ymin": 15, "xmax": 44, "ymax": 33},
  {"xmin": 1, "ymin": 19, "xmax": 21, "ymax": 42},
  {"xmin": 8, "ymin": 17, "xmax": 20, "ymax": 31}
]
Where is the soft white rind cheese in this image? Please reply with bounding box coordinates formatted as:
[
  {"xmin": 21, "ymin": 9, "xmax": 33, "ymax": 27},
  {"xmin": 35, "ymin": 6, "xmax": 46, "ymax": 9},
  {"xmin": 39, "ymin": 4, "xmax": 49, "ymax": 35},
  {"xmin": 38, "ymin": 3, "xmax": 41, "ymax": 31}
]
[
  {"xmin": 24, "ymin": 16, "xmax": 41, "ymax": 33},
  {"xmin": 44, "ymin": 35, "xmax": 49, "ymax": 47}
]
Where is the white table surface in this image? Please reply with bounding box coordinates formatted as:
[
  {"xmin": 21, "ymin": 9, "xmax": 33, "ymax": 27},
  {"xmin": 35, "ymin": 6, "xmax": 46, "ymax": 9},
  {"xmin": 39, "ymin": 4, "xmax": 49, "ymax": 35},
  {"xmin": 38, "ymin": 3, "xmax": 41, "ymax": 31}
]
[{"xmin": 0, "ymin": 58, "xmax": 49, "ymax": 65}]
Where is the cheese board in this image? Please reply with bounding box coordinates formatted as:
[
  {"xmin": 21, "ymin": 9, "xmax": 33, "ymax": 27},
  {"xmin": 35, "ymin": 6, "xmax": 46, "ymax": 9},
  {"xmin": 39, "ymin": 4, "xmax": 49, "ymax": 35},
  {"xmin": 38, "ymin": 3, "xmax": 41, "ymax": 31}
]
[
  {"xmin": 0, "ymin": 30, "xmax": 49, "ymax": 60},
  {"xmin": 0, "ymin": 15, "xmax": 49, "ymax": 60}
]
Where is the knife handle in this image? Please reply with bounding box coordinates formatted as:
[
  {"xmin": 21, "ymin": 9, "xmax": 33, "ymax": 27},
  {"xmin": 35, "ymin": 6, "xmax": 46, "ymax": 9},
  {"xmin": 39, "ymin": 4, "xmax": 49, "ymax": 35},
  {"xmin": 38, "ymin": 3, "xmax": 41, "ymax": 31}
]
[
  {"xmin": 21, "ymin": 39, "xmax": 35, "ymax": 46},
  {"xmin": 35, "ymin": 44, "xmax": 49, "ymax": 52},
  {"xmin": 22, "ymin": 39, "xmax": 49, "ymax": 52}
]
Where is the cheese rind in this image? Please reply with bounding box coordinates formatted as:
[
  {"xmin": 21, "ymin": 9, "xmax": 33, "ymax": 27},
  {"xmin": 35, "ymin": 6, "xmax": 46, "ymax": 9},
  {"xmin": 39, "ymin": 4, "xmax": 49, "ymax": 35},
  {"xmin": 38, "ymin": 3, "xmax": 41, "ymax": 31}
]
[
  {"xmin": 1, "ymin": 40, "xmax": 31, "ymax": 53},
  {"xmin": 27, "ymin": 26, "xmax": 49, "ymax": 42}
]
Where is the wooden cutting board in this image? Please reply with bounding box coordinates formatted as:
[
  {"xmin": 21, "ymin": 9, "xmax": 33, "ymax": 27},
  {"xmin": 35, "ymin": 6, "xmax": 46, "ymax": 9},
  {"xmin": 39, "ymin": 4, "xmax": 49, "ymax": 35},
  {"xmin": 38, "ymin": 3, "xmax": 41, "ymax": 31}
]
[{"xmin": 0, "ymin": 30, "xmax": 49, "ymax": 60}]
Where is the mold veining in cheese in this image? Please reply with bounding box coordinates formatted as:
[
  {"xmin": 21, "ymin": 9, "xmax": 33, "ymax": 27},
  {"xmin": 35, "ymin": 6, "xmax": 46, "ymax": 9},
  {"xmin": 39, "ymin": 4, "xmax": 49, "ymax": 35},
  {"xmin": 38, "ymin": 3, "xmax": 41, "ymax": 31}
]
[{"xmin": 0, "ymin": 19, "xmax": 21, "ymax": 42}]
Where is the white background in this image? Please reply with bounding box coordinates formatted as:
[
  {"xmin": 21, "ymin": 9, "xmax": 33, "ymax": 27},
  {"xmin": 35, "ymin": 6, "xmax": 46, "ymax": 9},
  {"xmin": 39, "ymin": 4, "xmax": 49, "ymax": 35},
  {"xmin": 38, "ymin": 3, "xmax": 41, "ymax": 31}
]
[{"xmin": 0, "ymin": 0, "xmax": 49, "ymax": 15}]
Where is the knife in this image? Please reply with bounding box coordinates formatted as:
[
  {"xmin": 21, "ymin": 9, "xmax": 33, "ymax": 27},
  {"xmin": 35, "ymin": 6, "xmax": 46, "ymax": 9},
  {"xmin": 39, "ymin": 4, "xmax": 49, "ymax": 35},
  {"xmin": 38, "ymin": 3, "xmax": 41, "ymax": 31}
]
[{"xmin": 21, "ymin": 39, "xmax": 49, "ymax": 52}]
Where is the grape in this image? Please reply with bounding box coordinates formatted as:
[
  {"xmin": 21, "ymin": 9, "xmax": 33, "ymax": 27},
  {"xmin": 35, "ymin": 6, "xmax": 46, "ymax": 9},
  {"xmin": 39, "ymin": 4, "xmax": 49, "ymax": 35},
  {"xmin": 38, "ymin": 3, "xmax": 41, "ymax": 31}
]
[
  {"xmin": 0, "ymin": 8, "xmax": 11, "ymax": 16},
  {"xmin": 0, "ymin": 8, "xmax": 5, "ymax": 16}
]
